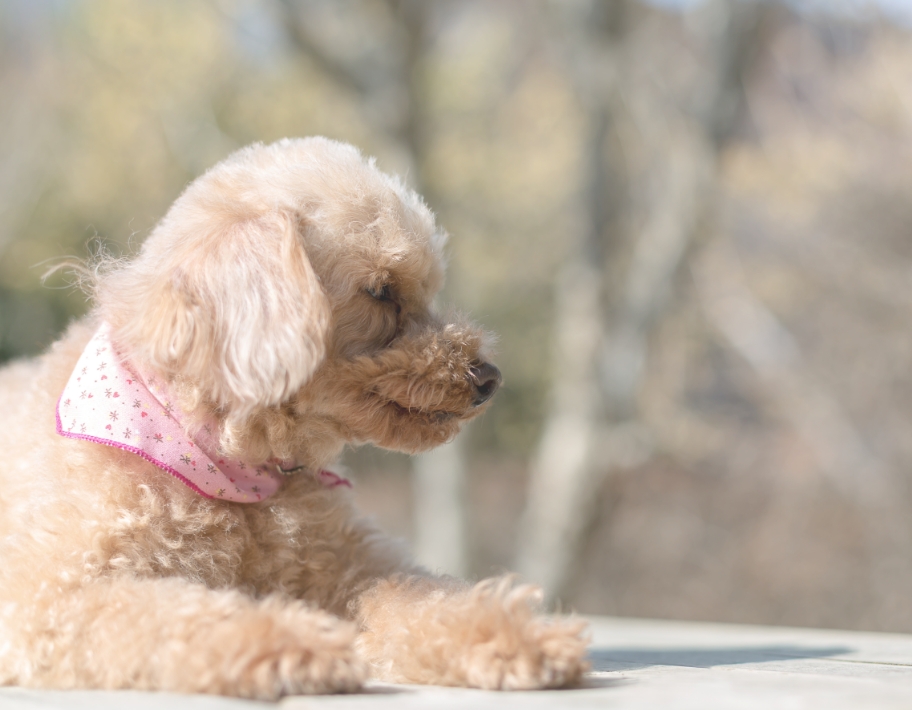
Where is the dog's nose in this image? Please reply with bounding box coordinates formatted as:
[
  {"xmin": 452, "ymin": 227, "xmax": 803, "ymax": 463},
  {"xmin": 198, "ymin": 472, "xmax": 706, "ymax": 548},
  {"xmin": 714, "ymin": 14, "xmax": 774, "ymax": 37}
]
[{"xmin": 469, "ymin": 362, "xmax": 502, "ymax": 407}]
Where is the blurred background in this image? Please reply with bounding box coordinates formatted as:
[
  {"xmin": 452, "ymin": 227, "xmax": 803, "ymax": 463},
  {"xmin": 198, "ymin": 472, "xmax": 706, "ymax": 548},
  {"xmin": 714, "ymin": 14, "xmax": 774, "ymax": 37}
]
[{"xmin": 3, "ymin": 0, "xmax": 912, "ymax": 632}]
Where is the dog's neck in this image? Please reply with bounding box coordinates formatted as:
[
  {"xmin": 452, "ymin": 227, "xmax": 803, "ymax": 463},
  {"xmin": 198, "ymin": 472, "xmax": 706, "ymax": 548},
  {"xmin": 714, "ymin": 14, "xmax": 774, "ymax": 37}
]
[{"xmin": 56, "ymin": 323, "xmax": 351, "ymax": 502}]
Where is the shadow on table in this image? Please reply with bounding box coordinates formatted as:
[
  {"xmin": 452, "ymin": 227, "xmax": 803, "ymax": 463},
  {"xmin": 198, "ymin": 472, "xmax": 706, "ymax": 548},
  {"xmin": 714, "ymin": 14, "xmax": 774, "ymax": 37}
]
[{"xmin": 588, "ymin": 645, "xmax": 853, "ymax": 672}]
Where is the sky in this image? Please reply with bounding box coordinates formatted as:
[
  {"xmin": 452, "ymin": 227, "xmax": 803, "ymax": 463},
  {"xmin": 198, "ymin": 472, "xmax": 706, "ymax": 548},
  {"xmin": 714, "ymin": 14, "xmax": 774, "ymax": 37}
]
[{"xmin": 647, "ymin": 0, "xmax": 912, "ymax": 25}]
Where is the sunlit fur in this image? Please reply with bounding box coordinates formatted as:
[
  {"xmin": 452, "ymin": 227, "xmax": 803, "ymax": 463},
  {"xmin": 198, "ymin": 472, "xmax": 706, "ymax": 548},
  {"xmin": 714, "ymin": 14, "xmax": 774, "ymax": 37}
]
[{"xmin": 0, "ymin": 137, "xmax": 588, "ymax": 699}]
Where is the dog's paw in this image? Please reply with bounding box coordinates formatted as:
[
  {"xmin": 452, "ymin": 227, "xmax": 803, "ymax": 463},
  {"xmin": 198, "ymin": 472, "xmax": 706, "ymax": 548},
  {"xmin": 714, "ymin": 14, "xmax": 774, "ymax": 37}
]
[
  {"xmin": 358, "ymin": 576, "xmax": 589, "ymax": 689},
  {"xmin": 191, "ymin": 601, "xmax": 367, "ymax": 699},
  {"xmin": 444, "ymin": 578, "xmax": 589, "ymax": 690}
]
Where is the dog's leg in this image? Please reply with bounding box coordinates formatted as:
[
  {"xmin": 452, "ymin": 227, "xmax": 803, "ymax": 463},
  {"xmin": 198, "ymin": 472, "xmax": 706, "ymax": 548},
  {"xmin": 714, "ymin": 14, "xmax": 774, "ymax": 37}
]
[
  {"xmin": 2, "ymin": 575, "xmax": 365, "ymax": 699},
  {"xmin": 354, "ymin": 574, "xmax": 589, "ymax": 689}
]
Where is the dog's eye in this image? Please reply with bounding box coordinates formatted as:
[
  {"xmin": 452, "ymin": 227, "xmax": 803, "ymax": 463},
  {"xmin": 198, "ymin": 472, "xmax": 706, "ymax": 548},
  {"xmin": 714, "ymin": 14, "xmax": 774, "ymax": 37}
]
[
  {"xmin": 366, "ymin": 284, "xmax": 402, "ymax": 316},
  {"xmin": 367, "ymin": 284, "xmax": 393, "ymax": 302}
]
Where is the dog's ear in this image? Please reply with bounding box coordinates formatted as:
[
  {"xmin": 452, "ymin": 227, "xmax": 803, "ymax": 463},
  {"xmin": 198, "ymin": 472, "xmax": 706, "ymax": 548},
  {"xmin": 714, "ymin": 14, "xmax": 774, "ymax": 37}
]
[{"xmin": 101, "ymin": 210, "xmax": 331, "ymax": 416}]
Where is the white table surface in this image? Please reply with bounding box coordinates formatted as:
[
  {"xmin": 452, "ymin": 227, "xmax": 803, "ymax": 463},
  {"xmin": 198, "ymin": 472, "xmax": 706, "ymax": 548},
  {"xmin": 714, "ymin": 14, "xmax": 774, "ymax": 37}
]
[{"xmin": 5, "ymin": 615, "xmax": 912, "ymax": 709}]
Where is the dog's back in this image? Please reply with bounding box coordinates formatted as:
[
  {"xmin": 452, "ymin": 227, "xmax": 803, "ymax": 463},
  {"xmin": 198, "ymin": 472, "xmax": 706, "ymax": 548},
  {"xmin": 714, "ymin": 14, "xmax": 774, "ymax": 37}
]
[
  {"xmin": 0, "ymin": 357, "xmax": 44, "ymax": 527},
  {"xmin": 0, "ymin": 323, "xmax": 93, "ymax": 543}
]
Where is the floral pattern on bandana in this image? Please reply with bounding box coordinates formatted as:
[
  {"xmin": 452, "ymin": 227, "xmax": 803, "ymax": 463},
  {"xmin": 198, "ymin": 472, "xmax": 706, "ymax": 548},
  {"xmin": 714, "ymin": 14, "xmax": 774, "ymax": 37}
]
[{"xmin": 55, "ymin": 323, "xmax": 349, "ymax": 502}]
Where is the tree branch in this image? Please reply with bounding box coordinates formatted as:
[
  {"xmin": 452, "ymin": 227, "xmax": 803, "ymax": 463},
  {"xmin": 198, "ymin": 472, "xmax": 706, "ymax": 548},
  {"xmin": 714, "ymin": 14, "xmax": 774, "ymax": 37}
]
[{"xmin": 274, "ymin": 0, "xmax": 371, "ymax": 96}]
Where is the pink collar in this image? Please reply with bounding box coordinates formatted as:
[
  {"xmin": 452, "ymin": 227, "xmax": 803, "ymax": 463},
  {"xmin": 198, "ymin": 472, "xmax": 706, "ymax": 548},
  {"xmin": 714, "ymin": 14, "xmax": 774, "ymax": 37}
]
[{"xmin": 56, "ymin": 323, "xmax": 350, "ymax": 502}]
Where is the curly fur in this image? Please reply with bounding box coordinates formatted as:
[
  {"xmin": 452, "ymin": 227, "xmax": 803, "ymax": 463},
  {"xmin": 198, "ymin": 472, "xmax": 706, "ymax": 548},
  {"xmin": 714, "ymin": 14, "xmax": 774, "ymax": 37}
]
[{"xmin": 0, "ymin": 137, "xmax": 588, "ymax": 699}]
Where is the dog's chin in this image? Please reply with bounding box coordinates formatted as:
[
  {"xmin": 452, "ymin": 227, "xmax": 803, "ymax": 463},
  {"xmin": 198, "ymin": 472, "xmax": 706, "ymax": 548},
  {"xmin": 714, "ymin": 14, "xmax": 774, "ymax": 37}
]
[
  {"xmin": 387, "ymin": 400, "xmax": 461, "ymax": 424},
  {"xmin": 360, "ymin": 397, "xmax": 477, "ymax": 454}
]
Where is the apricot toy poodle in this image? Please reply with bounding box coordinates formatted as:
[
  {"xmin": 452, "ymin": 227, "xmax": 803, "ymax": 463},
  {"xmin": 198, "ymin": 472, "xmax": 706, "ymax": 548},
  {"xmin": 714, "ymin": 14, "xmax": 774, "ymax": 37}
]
[{"xmin": 0, "ymin": 137, "xmax": 588, "ymax": 699}]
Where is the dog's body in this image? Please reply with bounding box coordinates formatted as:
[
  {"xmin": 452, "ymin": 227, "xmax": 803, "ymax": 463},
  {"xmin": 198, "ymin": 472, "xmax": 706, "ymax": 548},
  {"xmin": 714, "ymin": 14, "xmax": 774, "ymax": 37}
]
[{"xmin": 0, "ymin": 138, "xmax": 587, "ymax": 699}]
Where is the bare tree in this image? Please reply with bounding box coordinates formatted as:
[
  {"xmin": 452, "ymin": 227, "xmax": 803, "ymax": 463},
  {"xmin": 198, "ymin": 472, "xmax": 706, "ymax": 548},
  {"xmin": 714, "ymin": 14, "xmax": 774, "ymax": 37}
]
[
  {"xmin": 513, "ymin": 0, "xmax": 626, "ymax": 596},
  {"xmin": 517, "ymin": 0, "xmax": 772, "ymax": 599}
]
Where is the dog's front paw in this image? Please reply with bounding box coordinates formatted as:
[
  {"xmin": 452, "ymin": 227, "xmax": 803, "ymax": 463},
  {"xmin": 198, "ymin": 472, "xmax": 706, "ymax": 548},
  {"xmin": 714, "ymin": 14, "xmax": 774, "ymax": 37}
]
[
  {"xmin": 443, "ymin": 578, "xmax": 589, "ymax": 690},
  {"xmin": 358, "ymin": 576, "xmax": 589, "ymax": 689}
]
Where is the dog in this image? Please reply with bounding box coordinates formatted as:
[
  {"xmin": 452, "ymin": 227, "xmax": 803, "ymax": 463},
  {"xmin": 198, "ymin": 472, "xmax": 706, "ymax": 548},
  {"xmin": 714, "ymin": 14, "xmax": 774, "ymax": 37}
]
[{"xmin": 0, "ymin": 137, "xmax": 588, "ymax": 699}]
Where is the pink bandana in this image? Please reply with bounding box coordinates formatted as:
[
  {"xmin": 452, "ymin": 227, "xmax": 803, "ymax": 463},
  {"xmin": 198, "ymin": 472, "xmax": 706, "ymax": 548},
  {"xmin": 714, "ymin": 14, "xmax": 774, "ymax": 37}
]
[{"xmin": 56, "ymin": 323, "xmax": 351, "ymax": 502}]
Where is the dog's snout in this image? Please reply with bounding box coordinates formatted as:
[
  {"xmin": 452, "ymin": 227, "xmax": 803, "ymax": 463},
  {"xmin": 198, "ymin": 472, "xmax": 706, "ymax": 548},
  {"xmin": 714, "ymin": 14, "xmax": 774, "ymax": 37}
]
[{"xmin": 469, "ymin": 362, "xmax": 501, "ymax": 407}]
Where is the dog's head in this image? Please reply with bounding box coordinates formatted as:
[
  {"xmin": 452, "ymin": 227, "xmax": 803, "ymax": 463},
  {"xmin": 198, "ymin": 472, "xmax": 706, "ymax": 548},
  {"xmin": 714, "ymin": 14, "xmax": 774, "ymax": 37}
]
[{"xmin": 95, "ymin": 137, "xmax": 500, "ymax": 465}]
